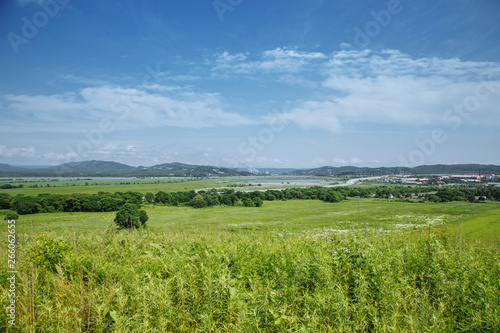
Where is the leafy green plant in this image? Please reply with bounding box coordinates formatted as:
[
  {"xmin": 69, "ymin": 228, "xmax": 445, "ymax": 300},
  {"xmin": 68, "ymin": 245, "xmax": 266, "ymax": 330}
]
[
  {"xmin": 242, "ymin": 197, "xmax": 255, "ymax": 207},
  {"xmin": 3, "ymin": 211, "xmax": 19, "ymax": 220},
  {"xmin": 26, "ymin": 235, "xmax": 71, "ymax": 271}
]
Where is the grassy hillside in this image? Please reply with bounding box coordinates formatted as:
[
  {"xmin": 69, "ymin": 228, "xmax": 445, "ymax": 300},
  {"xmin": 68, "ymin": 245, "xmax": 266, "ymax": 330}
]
[
  {"xmin": 435, "ymin": 207, "xmax": 500, "ymax": 242},
  {"xmin": 1, "ymin": 200, "xmax": 499, "ymax": 332}
]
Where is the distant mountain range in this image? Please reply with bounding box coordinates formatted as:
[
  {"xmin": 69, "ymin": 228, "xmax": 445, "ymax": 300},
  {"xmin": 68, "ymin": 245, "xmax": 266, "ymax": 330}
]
[
  {"xmin": 0, "ymin": 160, "xmax": 252, "ymax": 177},
  {"xmin": 286, "ymin": 164, "xmax": 500, "ymax": 177},
  {"xmin": 0, "ymin": 161, "xmax": 498, "ymax": 178}
]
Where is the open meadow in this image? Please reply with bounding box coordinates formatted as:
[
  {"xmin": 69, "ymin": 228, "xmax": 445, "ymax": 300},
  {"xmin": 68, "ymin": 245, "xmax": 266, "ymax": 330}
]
[
  {"xmin": 0, "ymin": 176, "xmax": 340, "ymax": 196},
  {"xmin": 1, "ymin": 198, "xmax": 500, "ymax": 332}
]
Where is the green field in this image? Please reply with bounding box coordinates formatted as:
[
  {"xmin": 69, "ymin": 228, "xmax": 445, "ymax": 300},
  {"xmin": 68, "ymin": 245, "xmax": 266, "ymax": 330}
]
[
  {"xmin": 1, "ymin": 199, "xmax": 499, "ymax": 332},
  {"xmin": 0, "ymin": 176, "xmax": 340, "ymax": 196},
  {"xmin": 9, "ymin": 199, "xmax": 500, "ymax": 237},
  {"xmin": 0, "ymin": 178, "xmax": 221, "ymax": 196}
]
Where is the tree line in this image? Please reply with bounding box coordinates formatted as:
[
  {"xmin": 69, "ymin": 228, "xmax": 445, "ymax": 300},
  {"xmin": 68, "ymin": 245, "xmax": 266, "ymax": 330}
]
[{"xmin": 1, "ymin": 185, "xmax": 499, "ymax": 216}]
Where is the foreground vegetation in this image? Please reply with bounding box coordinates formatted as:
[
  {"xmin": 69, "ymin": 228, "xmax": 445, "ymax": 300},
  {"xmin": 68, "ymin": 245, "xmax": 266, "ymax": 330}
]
[
  {"xmin": 1, "ymin": 200, "xmax": 499, "ymax": 332},
  {"xmin": 1, "ymin": 228, "xmax": 499, "ymax": 332}
]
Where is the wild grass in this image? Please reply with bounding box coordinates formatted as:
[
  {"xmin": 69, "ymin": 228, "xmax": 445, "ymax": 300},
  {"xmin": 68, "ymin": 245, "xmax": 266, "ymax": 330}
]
[
  {"xmin": 11, "ymin": 199, "xmax": 500, "ymax": 235},
  {"xmin": 1, "ymin": 200, "xmax": 499, "ymax": 332}
]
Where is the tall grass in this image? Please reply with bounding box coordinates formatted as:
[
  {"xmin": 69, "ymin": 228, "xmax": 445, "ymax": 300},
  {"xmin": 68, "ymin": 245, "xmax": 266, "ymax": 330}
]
[{"xmin": 1, "ymin": 226, "xmax": 499, "ymax": 332}]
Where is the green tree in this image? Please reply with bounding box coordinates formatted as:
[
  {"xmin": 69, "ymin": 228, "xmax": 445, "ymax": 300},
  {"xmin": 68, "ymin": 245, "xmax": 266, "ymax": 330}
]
[
  {"xmin": 0, "ymin": 193, "xmax": 12, "ymax": 209},
  {"xmin": 242, "ymin": 197, "xmax": 255, "ymax": 207},
  {"xmin": 252, "ymin": 197, "xmax": 263, "ymax": 207},
  {"xmin": 145, "ymin": 192, "xmax": 154, "ymax": 202},
  {"xmin": 190, "ymin": 194, "xmax": 207, "ymax": 208},
  {"xmin": 11, "ymin": 195, "xmax": 42, "ymax": 215},
  {"xmin": 154, "ymin": 191, "xmax": 171, "ymax": 204},
  {"xmin": 114, "ymin": 204, "xmax": 149, "ymax": 229}
]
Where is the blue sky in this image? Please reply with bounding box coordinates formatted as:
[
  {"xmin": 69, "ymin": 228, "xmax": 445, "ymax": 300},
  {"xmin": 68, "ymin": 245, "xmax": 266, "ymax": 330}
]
[{"xmin": 1, "ymin": 0, "xmax": 499, "ymax": 168}]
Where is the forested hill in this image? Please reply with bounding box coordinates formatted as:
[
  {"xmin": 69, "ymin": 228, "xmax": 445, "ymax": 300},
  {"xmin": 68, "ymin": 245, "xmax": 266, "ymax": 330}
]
[
  {"xmin": 0, "ymin": 163, "xmax": 21, "ymax": 171},
  {"xmin": 1, "ymin": 161, "xmax": 499, "ymax": 177},
  {"xmin": 137, "ymin": 163, "xmax": 250, "ymax": 177},
  {"xmin": 0, "ymin": 160, "xmax": 251, "ymax": 177},
  {"xmin": 287, "ymin": 164, "xmax": 500, "ymax": 177}
]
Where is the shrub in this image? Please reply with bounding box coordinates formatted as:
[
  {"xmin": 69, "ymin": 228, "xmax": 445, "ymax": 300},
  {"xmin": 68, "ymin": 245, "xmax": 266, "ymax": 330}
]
[
  {"xmin": 4, "ymin": 211, "xmax": 19, "ymax": 220},
  {"xmin": 26, "ymin": 235, "xmax": 71, "ymax": 272},
  {"xmin": 114, "ymin": 203, "xmax": 149, "ymax": 229}
]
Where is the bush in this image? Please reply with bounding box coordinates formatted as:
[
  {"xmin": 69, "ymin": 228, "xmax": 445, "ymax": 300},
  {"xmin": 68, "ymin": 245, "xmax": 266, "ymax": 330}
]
[
  {"xmin": 26, "ymin": 235, "xmax": 71, "ymax": 272},
  {"xmin": 4, "ymin": 211, "xmax": 19, "ymax": 220},
  {"xmin": 114, "ymin": 203, "xmax": 149, "ymax": 229}
]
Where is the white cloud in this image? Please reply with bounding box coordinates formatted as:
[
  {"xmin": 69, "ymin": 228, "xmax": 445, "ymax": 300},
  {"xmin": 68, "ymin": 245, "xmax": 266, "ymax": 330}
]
[
  {"xmin": 275, "ymin": 49, "xmax": 500, "ymax": 132},
  {"xmin": 216, "ymin": 51, "xmax": 247, "ymax": 64},
  {"xmin": 210, "ymin": 49, "xmax": 500, "ymax": 131},
  {"xmin": 1, "ymin": 85, "xmax": 256, "ymax": 133},
  {"xmin": 213, "ymin": 47, "xmax": 326, "ymax": 74},
  {"xmin": 332, "ymin": 158, "xmax": 362, "ymax": 165},
  {"xmin": 4, "ymin": 48, "xmax": 499, "ymax": 163},
  {"xmin": 0, "ymin": 145, "xmax": 36, "ymax": 158},
  {"xmin": 263, "ymin": 47, "xmax": 326, "ymax": 60},
  {"xmin": 278, "ymin": 101, "xmax": 342, "ymax": 133}
]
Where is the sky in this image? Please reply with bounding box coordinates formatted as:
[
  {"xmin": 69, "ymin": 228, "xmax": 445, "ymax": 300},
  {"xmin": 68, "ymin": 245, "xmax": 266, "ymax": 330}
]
[{"xmin": 0, "ymin": 0, "xmax": 499, "ymax": 169}]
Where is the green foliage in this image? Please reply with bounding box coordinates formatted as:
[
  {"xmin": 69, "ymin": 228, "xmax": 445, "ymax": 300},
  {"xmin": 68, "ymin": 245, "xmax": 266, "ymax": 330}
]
[
  {"xmin": 190, "ymin": 194, "xmax": 207, "ymax": 208},
  {"xmin": 4, "ymin": 185, "xmax": 500, "ymax": 216},
  {"xmin": 242, "ymin": 197, "xmax": 255, "ymax": 207},
  {"xmin": 6, "ymin": 228, "xmax": 500, "ymax": 332},
  {"xmin": 11, "ymin": 195, "xmax": 42, "ymax": 214},
  {"xmin": 252, "ymin": 197, "xmax": 263, "ymax": 207},
  {"xmin": 3, "ymin": 211, "xmax": 18, "ymax": 220},
  {"xmin": 114, "ymin": 203, "xmax": 149, "ymax": 229},
  {"xmin": 26, "ymin": 235, "xmax": 71, "ymax": 272},
  {"xmin": 0, "ymin": 193, "xmax": 11, "ymax": 209},
  {"xmin": 144, "ymin": 192, "xmax": 154, "ymax": 202}
]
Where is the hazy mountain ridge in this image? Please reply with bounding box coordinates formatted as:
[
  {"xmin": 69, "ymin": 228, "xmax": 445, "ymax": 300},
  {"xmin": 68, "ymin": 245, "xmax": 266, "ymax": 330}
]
[
  {"xmin": 0, "ymin": 160, "xmax": 251, "ymax": 177},
  {"xmin": 0, "ymin": 161, "xmax": 499, "ymax": 178},
  {"xmin": 287, "ymin": 164, "xmax": 500, "ymax": 177},
  {"xmin": 0, "ymin": 163, "xmax": 23, "ymax": 171}
]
